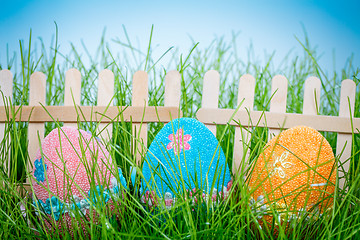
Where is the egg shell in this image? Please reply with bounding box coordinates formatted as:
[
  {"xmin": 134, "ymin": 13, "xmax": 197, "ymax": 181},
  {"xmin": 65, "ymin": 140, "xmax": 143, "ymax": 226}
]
[
  {"xmin": 32, "ymin": 126, "xmax": 126, "ymax": 236},
  {"xmin": 248, "ymin": 126, "xmax": 336, "ymax": 229},
  {"xmin": 141, "ymin": 118, "xmax": 232, "ymax": 208}
]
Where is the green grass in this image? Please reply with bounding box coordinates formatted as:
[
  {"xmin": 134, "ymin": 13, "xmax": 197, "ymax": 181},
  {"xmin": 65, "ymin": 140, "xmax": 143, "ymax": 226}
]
[{"xmin": 0, "ymin": 25, "xmax": 359, "ymax": 239}]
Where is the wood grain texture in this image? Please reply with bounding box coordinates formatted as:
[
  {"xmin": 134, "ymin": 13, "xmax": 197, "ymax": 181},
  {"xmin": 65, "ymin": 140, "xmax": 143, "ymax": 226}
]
[
  {"xmin": 0, "ymin": 106, "xmax": 181, "ymax": 123},
  {"xmin": 97, "ymin": 69, "xmax": 114, "ymax": 141},
  {"xmin": 64, "ymin": 68, "xmax": 81, "ymax": 128},
  {"xmin": 0, "ymin": 70, "xmax": 13, "ymax": 104},
  {"xmin": 201, "ymin": 70, "xmax": 220, "ymax": 136},
  {"xmin": 196, "ymin": 108, "xmax": 360, "ymax": 134},
  {"xmin": 0, "ymin": 70, "xmax": 13, "ymax": 175},
  {"xmin": 132, "ymin": 71, "xmax": 148, "ymax": 165},
  {"xmin": 303, "ymin": 76, "xmax": 321, "ymax": 115},
  {"xmin": 268, "ymin": 75, "xmax": 288, "ymax": 140},
  {"xmin": 337, "ymin": 79, "xmax": 356, "ymax": 189},
  {"xmin": 28, "ymin": 72, "xmax": 46, "ymax": 181},
  {"xmin": 233, "ymin": 74, "xmax": 255, "ymax": 176},
  {"xmin": 165, "ymin": 70, "xmax": 181, "ymax": 108}
]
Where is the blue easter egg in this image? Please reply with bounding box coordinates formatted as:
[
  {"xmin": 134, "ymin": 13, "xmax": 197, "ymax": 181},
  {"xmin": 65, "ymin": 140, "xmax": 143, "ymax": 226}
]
[{"xmin": 141, "ymin": 118, "xmax": 232, "ymax": 207}]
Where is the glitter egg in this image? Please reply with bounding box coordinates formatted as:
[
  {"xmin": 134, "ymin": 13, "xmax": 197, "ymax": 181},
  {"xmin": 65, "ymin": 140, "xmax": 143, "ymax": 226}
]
[
  {"xmin": 141, "ymin": 118, "xmax": 232, "ymax": 208},
  {"xmin": 248, "ymin": 126, "xmax": 336, "ymax": 230},
  {"xmin": 32, "ymin": 126, "xmax": 127, "ymax": 236}
]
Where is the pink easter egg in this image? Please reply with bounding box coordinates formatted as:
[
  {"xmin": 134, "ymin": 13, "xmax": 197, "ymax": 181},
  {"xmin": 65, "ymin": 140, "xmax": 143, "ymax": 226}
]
[{"xmin": 32, "ymin": 126, "xmax": 126, "ymax": 236}]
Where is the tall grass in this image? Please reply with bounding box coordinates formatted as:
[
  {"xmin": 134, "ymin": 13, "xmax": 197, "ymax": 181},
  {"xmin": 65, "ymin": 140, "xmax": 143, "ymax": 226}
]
[{"xmin": 0, "ymin": 25, "xmax": 359, "ymax": 239}]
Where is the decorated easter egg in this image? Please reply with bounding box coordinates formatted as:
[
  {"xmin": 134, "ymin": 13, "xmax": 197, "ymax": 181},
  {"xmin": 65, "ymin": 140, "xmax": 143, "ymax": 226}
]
[
  {"xmin": 248, "ymin": 126, "xmax": 336, "ymax": 229},
  {"xmin": 141, "ymin": 118, "xmax": 232, "ymax": 208},
  {"xmin": 32, "ymin": 126, "xmax": 127, "ymax": 236}
]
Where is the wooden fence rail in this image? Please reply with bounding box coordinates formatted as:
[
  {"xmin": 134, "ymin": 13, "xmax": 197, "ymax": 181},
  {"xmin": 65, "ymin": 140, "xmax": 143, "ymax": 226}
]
[
  {"xmin": 0, "ymin": 69, "xmax": 359, "ymax": 190},
  {"xmin": 197, "ymin": 71, "xmax": 359, "ymax": 189}
]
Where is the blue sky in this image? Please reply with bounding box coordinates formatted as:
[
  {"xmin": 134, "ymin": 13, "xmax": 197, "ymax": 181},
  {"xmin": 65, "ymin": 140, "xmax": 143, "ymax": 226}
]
[{"xmin": 0, "ymin": 0, "xmax": 359, "ymax": 74}]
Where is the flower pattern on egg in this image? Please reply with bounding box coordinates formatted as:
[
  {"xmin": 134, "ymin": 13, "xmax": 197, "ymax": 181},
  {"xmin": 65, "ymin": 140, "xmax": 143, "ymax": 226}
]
[
  {"xmin": 166, "ymin": 129, "xmax": 191, "ymax": 155},
  {"xmin": 269, "ymin": 151, "xmax": 294, "ymax": 179},
  {"xmin": 33, "ymin": 174, "xmax": 126, "ymax": 221},
  {"xmin": 142, "ymin": 118, "xmax": 232, "ymax": 209},
  {"xmin": 287, "ymin": 207, "xmax": 309, "ymax": 224},
  {"xmin": 88, "ymin": 185, "xmax": 111, "ymax": 207},
  {"xmin": 248, "ymin": 198, "xmax": 331, "ymax": 225},
  {"xmin": 141, "ymin": 182, "xmax": 232, "ymax": 209},
  {"xmin": 34, "ymin": 158, "xmax": 47, "ymax": 183},
  {"xmin": 36, "ymin": 196, "xmax": 64, "ymax": 221},
  {"xmin": 72, "ymin": 195, "xmax": 90, "ymax": 216},
  {"xmin": 249, "ymin": 195, "xmax": 268, "ymax": 218}
]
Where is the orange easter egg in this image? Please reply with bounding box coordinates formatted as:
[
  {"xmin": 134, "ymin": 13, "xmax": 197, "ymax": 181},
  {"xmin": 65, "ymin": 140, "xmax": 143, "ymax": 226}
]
[{"xmin": 248, "ymin": 126, "xmax": 336, "ymax": 229}]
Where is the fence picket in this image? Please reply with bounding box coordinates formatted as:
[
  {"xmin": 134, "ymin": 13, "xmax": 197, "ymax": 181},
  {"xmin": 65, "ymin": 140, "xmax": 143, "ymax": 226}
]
[
  {"xmin": 132, "ymin": 71, "xmax": 148, "ymax": 165},
  {"xmin": 233, "ymin": 74, "xmax": 255, "ymax": 176},
  {"xmin": 164, "ymin": 70, "xmax": 181, "ymax": 109},
  {"xmin": 0, "ymin": 70, "xmax": 13, "ymax": 176},
  {"xmin": 268, "ymin": 75, "xmax": 288, "ymax": 140},
  {"xmin": 97, "ymin": 69, "xmax": 114, "ymax": 142},
  {"xmin": 201, "ymin": 70, "xmax": 220, "ymax": 136},
  {"xmin": 64, "ymin": 69, "xmax": 81, "ymax": 128},
  {"xmin": 337, "ymin": 79, "xmax": 356, "ymax": 189},
  {"xmin": 303, "ymin": 77, "xmax": 321, "ymax": 115},
  {"xmin": 28, "ymin": 72, "xmax": 46, "ymax": 180}
]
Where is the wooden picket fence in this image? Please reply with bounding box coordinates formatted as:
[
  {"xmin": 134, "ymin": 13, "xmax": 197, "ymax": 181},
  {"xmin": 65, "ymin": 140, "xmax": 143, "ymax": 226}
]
[{"xmin": 0, "ymin": 68, "xmax": 359, "ymax": 190}]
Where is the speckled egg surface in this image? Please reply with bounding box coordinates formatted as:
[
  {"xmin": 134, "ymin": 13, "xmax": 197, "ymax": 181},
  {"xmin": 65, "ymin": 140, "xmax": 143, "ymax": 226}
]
[
  {"xmin": 32, "ymin": 126, "xmax": 126, "ymax": 234},
  {"xmin": 248, "ymin": 126, "xmax": 336, "ymax": 226},
  {"xmin": 141, "ymin": 118, "xmax": 232, "ymax": 208}
]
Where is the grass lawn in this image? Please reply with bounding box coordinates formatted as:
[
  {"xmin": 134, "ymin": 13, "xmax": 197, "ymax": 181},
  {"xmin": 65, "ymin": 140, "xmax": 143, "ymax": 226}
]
[{"xmin": 0, "ymin": 26, "xmax": 359, "ymax": 239}]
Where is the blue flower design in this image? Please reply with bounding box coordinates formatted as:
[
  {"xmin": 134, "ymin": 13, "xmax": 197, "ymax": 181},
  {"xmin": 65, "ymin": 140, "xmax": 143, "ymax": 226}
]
[
  {"xmin": 88, "ymin": 185, "xmax": 110, "ymax": 206},
  {"xmin": 110, "ymin": 168, "xmax": 128, "ymax": 195},
  {"xmin": 249, "ymin": 195, "xmax": 268, "ymax": 218},
  {"xmin": 111, "ymin": 185, "xmax": 119, "ymax": 195},
  {"xmin": 33, "ymin": 170, "xmax": 128, "ymax": 220},
  {"xmin": 36, "ymin": 196, "xmax": 64, "ymax": 221},
  {"xmin": 72, "ymin": 195, "xmax": 90, "ymax": 215},
  {"xmin": 36, "ymin": 199, "xmax": 50, "ymax": 215},
  {"xmin": 34, "ymin": 158, "xmax": 47, "ymax": 183},
  {"xmin": 46, "ymin": 196, "xmax": 64, "ymax": 221}
]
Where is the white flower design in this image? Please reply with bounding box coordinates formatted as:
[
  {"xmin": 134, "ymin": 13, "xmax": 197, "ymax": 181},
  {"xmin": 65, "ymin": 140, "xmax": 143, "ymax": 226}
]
[
  {"xmin": 250, "ymin": 195, "xmax": 268, "ymax": 218},
  {"xmin": 269, "ymin": 151, "xmax": 294, "ymax": 179}
]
